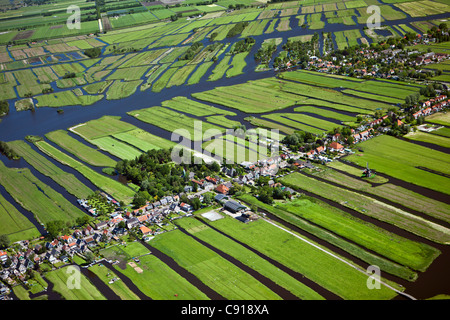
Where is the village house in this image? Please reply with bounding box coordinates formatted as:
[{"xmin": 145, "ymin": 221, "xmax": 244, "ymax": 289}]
[
  {"xmin": 179, "ymin": 202, "xmax": 192, "ymax": 212},
  {"xmin": 85, "ymin": 237, "xmax": 95, "ymax": 247},
  {"xmin": 328, "ymin": 141, "xmax": 344, "ymax": 152},
  {"xmin": 84, "ymin": 225, "xmax": 94, "ymax": 236},
  {"xmin": 140, "ymin": 226, "xmax": 152, "ymax": 236},
  {"xmin": 126, "ymin": 217, "xmax": 140, "ymax": 229},
  {"xmin": 0, "ymin": 251, "xmax": 7, "ymax": 263},
  {"xmin": 215, "ymin": 184, "xmax": 229, "ymax": 194},
  {"xmin": 138, "ymin": 214, "xmax": 150, "ymax": 224},
  {"xmin": 109, "ymin": 215, "xmax": 124, "ymax": 227},
  {"xmin": 95, "ymin": 221, "xmax": 109, "ymax": 230}
]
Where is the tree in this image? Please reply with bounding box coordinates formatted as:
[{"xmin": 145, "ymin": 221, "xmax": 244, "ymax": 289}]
[
  {"xmin": 84, "ymin": 251, "xmax": 95, "ymax": 264},
  {"xmin": 202, "ymin": 193, "xmax": 212, "ymax": 205},
  {"xmin": 189, "ymin": 197, "xmax": 201, "ymax": 210},
  {"xmin": 0, "ymin": 100, "xmax": 8, "ymax": 116},
  {"xmin": 210, "ymin": 161, "xmax": 220, "ymax": 173},
  {"xmin": 84, "ymin": 47, "xmax": 102, "ymax": 58},
  {"xmin": 46, "ymin": 220, "xmax": 65, "ymax": 239},
  {"xmin": 259, "ymin": 191, "xmax": 273, "ymax": 204},
  {"xmin": 76, "ymin": 215, "xmax": 91, "ymax": 227},
  {"xmin": 132, "ymin": 192, "xmax": 147, "ymax": 208},
  {"xmin": 0, "ymin": 234, "xmax": 10, "ymax": 249}
]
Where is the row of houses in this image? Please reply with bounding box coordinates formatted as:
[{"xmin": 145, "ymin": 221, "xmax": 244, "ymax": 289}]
[
  {"xmin": 304, "ymin": 140, "xmax": 346, "ymax": 160},
  {"xmin": 1, "ymin": 244, "xmax": 40, "ymax": 285},
  {"xmin": 412, "ymin": 95, "xmax": 449, "ymax": 119},
  {"xmin": 415, "ymin": 52, "xmax": 448, "ymax": 66}
]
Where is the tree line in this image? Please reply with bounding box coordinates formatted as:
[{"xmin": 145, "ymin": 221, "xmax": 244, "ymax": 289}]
[{"xmin": 115, "ymin": 148, "xmax": 222, "ymax": 208}]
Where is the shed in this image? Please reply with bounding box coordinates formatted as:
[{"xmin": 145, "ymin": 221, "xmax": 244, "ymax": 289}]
[{"xmin": 223, "ymin": 200, "xmax": 246, "ymax": 213}]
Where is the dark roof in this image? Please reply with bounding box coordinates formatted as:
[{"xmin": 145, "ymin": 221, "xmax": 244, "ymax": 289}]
[
  {"xmin": 223, "ymin": 200, "xmax": 246, "ymax": 213},
  {"xmin": 235, "ymin": 215, "xmax": 249, "ymax": 223},
  {"xmin": 214, "ymin": 194, "xmax": 227, "ymax": 201}
]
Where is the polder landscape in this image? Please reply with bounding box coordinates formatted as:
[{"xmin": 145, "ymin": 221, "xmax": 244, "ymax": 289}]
[{"xmin": 0, "ymin": 0, "xmax": 449, "ymax": 305}]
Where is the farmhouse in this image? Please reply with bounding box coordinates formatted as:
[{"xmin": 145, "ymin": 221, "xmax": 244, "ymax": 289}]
[
  {"xmin": 126, "ymin": 217, "xmax": 140, "ymax": 229},
  {"xmin": 223, "ymin": 200, "xmax": 246, "ymax": 213},
  {"xmin": 140, "ymin": 226, "xmax": 151, "ymax": 236},
  {"xmin": 95, "ymin": 221, "xmax": 108, "ymax": 230},
  {"xmin": 328, "ymin": 141, "xmax": 344, "ymax": 152},
  {"xmin": 215, "ymin": 184, "xmax": 229, "ymax": 194},
  {"xmin": 0, "ymin": 251, "xmax": 7, "ymax": 263},
  {"xmin": 180, "ymin": 202, "xmax": 192, "ymax": 212}
]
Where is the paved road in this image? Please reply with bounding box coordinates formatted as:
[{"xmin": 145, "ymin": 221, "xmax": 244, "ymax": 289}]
[{"xmin": 262, "ymin": 217, "xmax": 417, "ymax": 300}]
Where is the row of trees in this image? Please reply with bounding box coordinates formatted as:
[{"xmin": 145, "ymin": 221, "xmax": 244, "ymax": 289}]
[
  {"xmin": 179, "ymin": 41, "xmax": 204, "ymax": 60},
  {"xmin": 0, "ymin": 100, "xmax": 8, "ymax": 116},
  {"xmin": 226, "ymin": 21, "xmax": 249, "ymax": 38},
  {"xmin": 273, "ymin": 33, "xmax": 319, "ymax": 69},
  {"xmin": 115, "ymin": 148, "xmax": 222, "ymax": 208},
  {"xmin": 84, "ymin": 47, "xmax": 102, "ymax": 59},
  {"xmin": 419, "ymin": 83, "xmax": 444, "ymax": 98},
  {"xmin": 254, "ymin": 42, "xmax": 277, "ymax": 65},
  {"xmin": 230, "ymin": 36, "xmax": 255, "ymax": 54},
  {"xmin": 0, "ymin": 141, "xmax": 20, "ymax": 160}
]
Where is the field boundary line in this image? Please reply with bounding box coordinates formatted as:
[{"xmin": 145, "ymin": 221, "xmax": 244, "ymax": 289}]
[{"xmin": 262, "ymin": 217, "xmax": 417, "ymax": 300}]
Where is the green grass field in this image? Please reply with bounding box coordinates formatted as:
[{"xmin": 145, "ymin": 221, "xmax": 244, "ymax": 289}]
[
  {"xmin": 346, "ymin": 135, "xmax": 450, "ymax": 195},
  {"xmin": 112, "ymin": 129, "xmax": 176, "ymax": 153},
  {"xmin": 34, "ymin": 140, "xmax": 135, "ymax": 204},
  {"xmin": 175, "ymin": 216, "xmax": 325, "ymax": 299},
  {"xmin": 261, "ymin": 113, "xmax": 330, "ymax": 135},
  {"xmin": 425, "ymin": 112, "xmax": 450, "ymax": 126},
  {"xmin": 88, "ymin": 136, "xmax": 143, "ymax": 160},
  {"xmin": 281, "ymin": 172, "xmax": 450, "ymax": 246},
  {"xmin": 204, "ymin": 214, "xmax": 400, "ymax": 300},
  {"xmin": 106, "ymin": 80, "xmax": 142, "ymax": 100},
  {"xmin": 187, "ymin": 61, "xmax": 214, "ymax": 85},
  {"xmin": 0, "ymin": 159, "xmax": 86, "ymax": 226},
  {"xmin": 276, "ymin": 195, "xmax": 439, "ymax": 272},
  {"xmin": 208, "ymin": 55, "xmax": 231, "ymax": 81},
  {"xmin": 226, "ymin": 52, "xmax": 248, "ymax": 78},
  {"xmin": 321, "ymin": 163, "xmax": 450, "ymax": 224},
  {"xmin": 113, "ymin": 253, "xmax": 209, "ymax": 300},
  {"xmin": 279, "ymin": 70, "xmax": 420, "ymax": 101},
  {"xmin": 404, "ymin": 131, "xmax": 450, "ymax": 148},
  {"xmin": 431, "ymin": 127, "xmax": 450, "ymax": 138},
  {"xmin": 0, "ymin": 192, "xmax": 40, "ymax": 242},
  {"xmin": 202, "ymin": 136, "xmax": 266, "ymax": 164},
  {"xmin": 193, "ymin": 78, "xmax": 304, "ymax": 113},
  {"xmin": 35, "ymin": 90, "xmax": 104, "ymax": 108},
  {"xmin": 294, "ymin": 106, "xmax": 357, "ymax": 122},
  {"xmin": 88, "ymin": 264, "xmax": 140, "ymax": 300},
  {"xmin": 45, "ymin": 130, "xmax": 117, "ymax": 167},
  {"xmin": 161, "ymin": 96, "xmax": 235, "ymax": 117},
  {"xmin": 8, "ymin": 140, "xmax": 93, "ymax": 199},
  {"xmin": 46, "ymin": 266, "xmax": 106, "ymax": 300},
  {"xmin": 128, "ymin": 106, "xmax": 225, "ymax": 141},
  {"xmin": 69, "ymin": 116, "xmax": 136, "ymax": 140},
  {"xmin": 237, "ymin": 194, "xmax": 418, "ymax": 281},
  {"xmin": 149, "ymin": 229, "xmax": 282, "ymax": 300}
]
